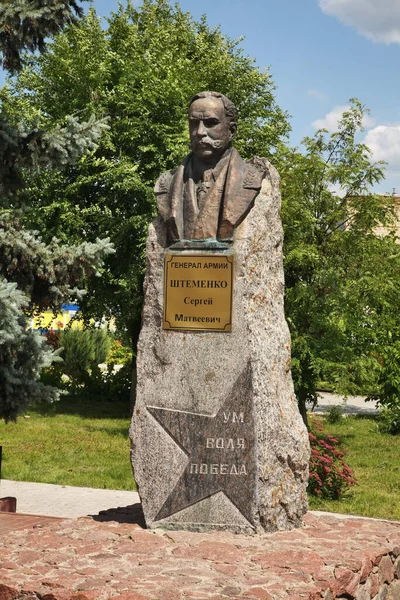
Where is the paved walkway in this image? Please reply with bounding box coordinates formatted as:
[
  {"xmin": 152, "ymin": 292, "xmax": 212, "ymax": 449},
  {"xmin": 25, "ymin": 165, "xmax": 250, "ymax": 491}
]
[
  {"xmin": 0, "ymin": 479, "xmax": 140, "ymax": 518},
  {"xmin": 312, "ymin": 392, "xmax": 379, "ymax": 415},
  {"xmin": 0, "ymin": 512, "xmax": 63, "ymax": 534},
  {"xmin": 0, "ymin": 511, "xmax": 399, "ymax": 599},
  {"xmin": 0, "ymin": 395, "xmax": 376, "ymax": 521}
]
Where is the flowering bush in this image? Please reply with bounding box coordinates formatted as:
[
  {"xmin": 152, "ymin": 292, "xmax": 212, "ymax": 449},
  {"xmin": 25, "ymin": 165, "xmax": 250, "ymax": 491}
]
[
  {"xmin": 45, "ymin": 329, "xmax": 61, "ymax": 350},
  {"xmin": 308, "ymin": 418, "xmax": 357, "ymax": 499}
]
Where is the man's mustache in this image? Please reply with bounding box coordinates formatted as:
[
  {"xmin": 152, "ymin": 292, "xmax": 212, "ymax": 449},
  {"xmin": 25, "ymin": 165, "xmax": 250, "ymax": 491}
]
[{"xmin": 189, "ymin": 138, "xmax": 225, "ymax": 151}]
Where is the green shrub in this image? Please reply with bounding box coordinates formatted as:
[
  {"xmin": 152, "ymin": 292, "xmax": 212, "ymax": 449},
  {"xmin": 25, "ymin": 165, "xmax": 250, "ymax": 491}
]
[
  {"xmin": 42, "ymin": 328, "xmax": 132, "ymax": 401},
  {"xmin": 91, "ymin": 329, "xmax": 113, "ymax": 364},
  {"xmin": 326, "ymin": 405, "xmax": 344, "ymax": 424},
  {"xmin": 369, "ymin": 341, "xmax": 400, "ymax": 410},
  {"xmin": 82, "ymin": 360, "xmax": 133, "ymax": 402},
  {"xmin": 61, "ymin": 329, "xmax": 93, "ymax": 382},
  {"xmin": 39, "ymin": 364, "xmax": 65, "ymax": 389},
  {"xmin": 60, "ymin": 328, "xmax": 111, "ymax": 371},
  {"xmin": 378, "ymin": 405, "xmax": 400, "ymax": 435},
  {"xmin": 47, "ymin": 328, "xmax": 111, "ymax": 393},
  {"xmin": 107, "ymin": 339, "xmax": 133, "ymax": 365},
  {"xmin": 367, "ymin": 341, "xmax": 400, "ymax": 435}
]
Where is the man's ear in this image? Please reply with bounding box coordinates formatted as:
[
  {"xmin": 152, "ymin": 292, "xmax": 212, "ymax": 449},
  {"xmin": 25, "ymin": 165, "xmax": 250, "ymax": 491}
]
[{"xmin": 229, "ymin": 122, "xmax": 237, "ymax": 140}]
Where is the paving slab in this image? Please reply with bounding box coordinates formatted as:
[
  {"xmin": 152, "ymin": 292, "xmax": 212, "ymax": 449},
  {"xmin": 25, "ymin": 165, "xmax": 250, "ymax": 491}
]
[
  {"xmin": 0, "ymin": 512, "xmax": 63, "ymax": 534},
  {"xmin": 0, "ymin": 479, "xmax": 140, "ymax": 518},
  {"xmin": 0, "ymin": 511, "xmax": 398, "ymax": 599}
]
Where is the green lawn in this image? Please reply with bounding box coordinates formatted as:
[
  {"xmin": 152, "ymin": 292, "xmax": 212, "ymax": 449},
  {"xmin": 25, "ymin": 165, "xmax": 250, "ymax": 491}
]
[
  {"xmin": 308, "ymin": 414, "xmax": 400, "ymax": 520},
  {"xmin": 0, "ymin": 396, "xmax": 135, "ymax": 490},
  {"xmin": 1, "ymin": 400, "xmax": 399, "ymax": 521}
]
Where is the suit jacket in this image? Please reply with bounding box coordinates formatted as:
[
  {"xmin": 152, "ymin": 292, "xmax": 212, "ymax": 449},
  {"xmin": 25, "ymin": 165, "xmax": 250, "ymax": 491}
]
[{"xmin": 155, "ymin": 148, "xmax": 266, "ymax": 242}]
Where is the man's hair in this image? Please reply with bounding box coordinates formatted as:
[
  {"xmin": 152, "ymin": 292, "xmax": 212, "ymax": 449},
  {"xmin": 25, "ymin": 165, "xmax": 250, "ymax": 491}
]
[{"xmin": 188, "ymin": 91, "xmax": 238, "ymax": 125}]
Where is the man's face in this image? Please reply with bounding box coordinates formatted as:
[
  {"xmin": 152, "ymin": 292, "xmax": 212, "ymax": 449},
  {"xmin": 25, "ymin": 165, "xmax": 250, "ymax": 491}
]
[{"xmin": 188, "ymin": 97, "xmax": 234, "ymax": 164}]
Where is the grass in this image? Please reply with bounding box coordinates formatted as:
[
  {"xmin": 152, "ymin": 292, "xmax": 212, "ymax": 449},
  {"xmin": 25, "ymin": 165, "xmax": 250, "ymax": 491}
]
[
  {"xmin": 308, "ymin": 413, "xmax": 400, "ymax": 520},
  {"xmin": 1, "ymin": 398, "xmax": 399, "ymax": 521},
  {"xmin": 0, "ymin": 396, "xmax": 135, "ymax": 491}
]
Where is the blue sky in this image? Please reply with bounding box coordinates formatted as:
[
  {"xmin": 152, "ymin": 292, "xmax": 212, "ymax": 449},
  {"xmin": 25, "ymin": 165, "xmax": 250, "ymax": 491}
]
[
  {"xmin": 94, "ymin": 0, "xmax": 400, "ymax": 195},
  {"xmin": 4, "ymin": 0, "xmax": 400, "ymax": 194}
]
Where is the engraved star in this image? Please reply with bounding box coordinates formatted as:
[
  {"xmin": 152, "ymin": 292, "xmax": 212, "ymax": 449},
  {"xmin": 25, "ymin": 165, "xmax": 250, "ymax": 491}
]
[{"xmin": 147, "ymin": 365, "xmax": 256, "ymax": 526}]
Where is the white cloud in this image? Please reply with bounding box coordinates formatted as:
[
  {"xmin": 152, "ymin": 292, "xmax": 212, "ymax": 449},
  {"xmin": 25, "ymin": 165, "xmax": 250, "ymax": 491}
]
[
  {"xmin": 328, "ymin": 182, "xmax": 346, "ymax": 197},
  {"xmin": 308, "ymin": 89, "xmax": 328, "ymax": 101},
  {"xmin": 313, "ymin": 105, "xmax": 348, "ymax": 131},
  {"xmin": 319, "ymin": 0, "xmax": 400, "ymax": 44},
  {"xmin": 364, "ymin": 125, "xmax": 400, "ymax": 168},
  {"xmin": 312, "ymin": 105, "xmax": 375, "ymax": 132}
]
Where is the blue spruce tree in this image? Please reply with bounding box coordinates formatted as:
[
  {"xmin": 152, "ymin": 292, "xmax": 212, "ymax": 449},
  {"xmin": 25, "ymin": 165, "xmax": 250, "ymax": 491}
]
[{"xmin": 0, "ymin": 0, "xmax": 112, "ymax": 421}]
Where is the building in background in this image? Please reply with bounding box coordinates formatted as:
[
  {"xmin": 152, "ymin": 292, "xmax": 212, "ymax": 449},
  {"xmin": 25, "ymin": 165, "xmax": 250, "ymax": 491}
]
[
  {"xmin": 374, "ymin": 194, "xmax": 400, "ymax": 240},
  {"xmin": 28, "ymin": 304, "xmax": 82, "ymax": 332}
]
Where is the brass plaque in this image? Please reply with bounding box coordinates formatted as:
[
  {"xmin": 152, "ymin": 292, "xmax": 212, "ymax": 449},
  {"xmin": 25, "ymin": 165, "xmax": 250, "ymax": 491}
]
[{"xmin": 163, "ymin": 253, "xmax": 234, "ymax": 331}]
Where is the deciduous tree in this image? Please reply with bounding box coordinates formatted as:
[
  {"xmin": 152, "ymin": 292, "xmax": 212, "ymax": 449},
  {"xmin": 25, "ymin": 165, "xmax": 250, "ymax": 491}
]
[
  {"xmin": 7, "ymin": 0, "xmax": 290, "ymax": 348},
  {"xmin": 6, "ymin": 2, "xmax": 399, "ymax": 426},
  {"xmin": 280, "ymin": 100, "xmax": 400, "ymax": 424}
]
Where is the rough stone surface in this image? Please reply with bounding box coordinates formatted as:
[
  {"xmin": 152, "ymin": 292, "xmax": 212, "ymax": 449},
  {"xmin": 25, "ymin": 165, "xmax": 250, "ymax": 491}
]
[
  {"xmin": 130, "ymin": 162, "xmax": 310, "ymax": 533},
  {"xmin": 374, "ymin": 586, "xmax": 389, "ymax": 600},
  {"xmin": 371, "ymin": 574, "xmax": 380, "ymax": 597},
  {"xmin": 395, "ymin": 556, "xmax": 400, "ymax": 578},
  {"xmin": 391, "ymin": 580, "xmax": 400, "ymax": 600},
  {"xmin": 355, "ymin": 578, "xmax": 371, "ymax": 600},
  {"xmin": 379, "ymin": 555, "xmax": 394, "ymax": 584}
]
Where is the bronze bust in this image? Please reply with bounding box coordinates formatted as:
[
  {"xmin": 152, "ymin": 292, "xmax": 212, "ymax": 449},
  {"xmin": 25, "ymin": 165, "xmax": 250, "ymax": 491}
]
[{"xmin": 155, "ymin": 91, "xmax": 267, "ymax": 244}]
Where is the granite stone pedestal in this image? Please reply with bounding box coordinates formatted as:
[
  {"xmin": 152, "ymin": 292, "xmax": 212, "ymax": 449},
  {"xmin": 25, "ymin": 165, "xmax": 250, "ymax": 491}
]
[{"xmin": 130, "ymin": 160, "xmax": 310, "ymax": 534}]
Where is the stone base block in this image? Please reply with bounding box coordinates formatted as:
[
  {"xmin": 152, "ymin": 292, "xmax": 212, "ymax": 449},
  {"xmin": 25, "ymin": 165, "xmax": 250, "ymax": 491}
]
[{"xmin": 130, "ymin": 161, "xmax": 310, "ymax": 533}]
